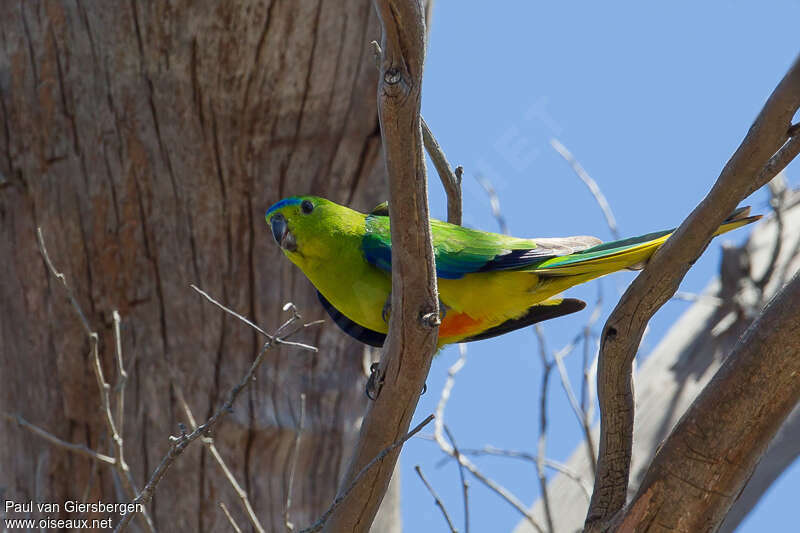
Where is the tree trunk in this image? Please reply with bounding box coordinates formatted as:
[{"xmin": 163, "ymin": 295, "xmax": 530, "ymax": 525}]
[
  {"xmin": 0, "ymin": 1, "xmax": 396, "ymax": 531},
  {"xmin": 514, "ymin": 189, "xmax": 800, "ymax": 533}
]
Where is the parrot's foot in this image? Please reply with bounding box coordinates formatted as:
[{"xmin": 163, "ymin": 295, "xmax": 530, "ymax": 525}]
[
  {"xmin": 382, "ymin": 298, "xmax": 391, "ymax": 324},
  {"xmin": 365, "ymin": 362, "xmax": 428, "ymax": 401},
  {"xmin": 366, "ymin": 362, "xmax": 383, "ymax": 400},
  {"xmin": 383, "ymin": 297, "xmax": 448, "ymax": 325}
]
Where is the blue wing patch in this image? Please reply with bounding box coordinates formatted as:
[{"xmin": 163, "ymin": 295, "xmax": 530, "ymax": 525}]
[{"xmin": 361, "ymin": 215, "xmax": 555, "ymax": 279}]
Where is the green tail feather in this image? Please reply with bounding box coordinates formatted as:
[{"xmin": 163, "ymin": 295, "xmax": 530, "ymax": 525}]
[{"xmin": 532, "ymin": 207, "xmax": 761, "ymax": 276}]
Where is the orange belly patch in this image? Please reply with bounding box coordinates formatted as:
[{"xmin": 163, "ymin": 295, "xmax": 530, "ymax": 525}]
[{"xmin": 439, "ymin": 311, "xmax": 486, "ymax": 342}]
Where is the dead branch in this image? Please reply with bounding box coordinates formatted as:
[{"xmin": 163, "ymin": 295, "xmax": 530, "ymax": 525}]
[
  {"xmin": 415, "ymin": 465, "xmax": 458, "ymax": 533},
  {"xmin": 475, "ymin": 174, "xmax": 509, "ymax": 234},
  {"xmin": 584, "ymin": 53, "xmax": 800, "ymax": 531},
  {"xmin": 443, "ymin": 424, "xmax": 470, "ymax": 533},
  {"xmin": 35, "ymin": 228, "xmax": 155, "ymax": 533},
  {"xmin": 617, "ymin": 270, "xmax": 800, "ymax": 530},
  {"xmin": 3, "ymin": 412, "xmax": 115, "ymax": 465},
  {"xmin": 301, "ymin": 414, "xmax": 435, "ymax": 533},
  {"xmin": 114, "ymin": 305, "xmax": 318, "ymax": 532},
  {"xmin": 454, "ymin": 446, "xmax": 591, "ymax": 500},
  {"xmin": 174, "ymin": 386, "xmax": 266, "ymax": 533},
  {"xmin": 550, "ymin": 138, "xmax": 620, "ymax": 239},
  {"xmin": 533, "ymin": 327, "xmax": 555, "ymax": 533},
  {"xmin": 284, "ymin": 393, "xmax": 307, "ymax": 532},
  {"xmin": 422, "ymin": 117, "xmax": 463, "ymax": 225},
  {"xmin": 321, "ymin": 1, "xmax": 439, "ymax": 530},
  {"xmin": 219, "ymin": 502, "xmax": 243, "ymax": 533}
]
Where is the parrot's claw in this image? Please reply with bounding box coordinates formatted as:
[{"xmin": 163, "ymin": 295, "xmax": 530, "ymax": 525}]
[
  {"xmin": 382, "ymin": 298, "xmax": 391, "ymax": 324},
  {"xmin": 365, "ymin": 362, "xmax": 428, "ymax": 400},
  {"xmin": 366, "ymin": 362, "xmax": 384, "ymax": 400}
]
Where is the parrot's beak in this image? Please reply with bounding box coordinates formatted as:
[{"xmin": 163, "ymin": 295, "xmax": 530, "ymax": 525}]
[{"xmin": 270, "ymin": 213, "xmax": 297, "ymax": 252}]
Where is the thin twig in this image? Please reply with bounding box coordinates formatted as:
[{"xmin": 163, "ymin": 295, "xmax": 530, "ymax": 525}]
[
  {"xmin": 114, "ymin": 309, "xmax": 318, "ymax": 532},
  {"xmin": 475, "ymin": 174, "xmax": 509, "ymax": 234},
  {"xmin": 533, "ymin": 326, "xmax": 555, "ymax": 533},
  {"xmin": 219, "ymin": 502, "xmax": 244, "ymax": 533},
  {"xmin": 453, "ymin": 446, "xmax": 592, "ymax": 501},
  {"xmin": 3, "ymin": 412, "xmax": 115, "ymax": 464},
  {"xmin": 550, "ymin": 138, "xmax": 620, "ymax": 239},
  {"xmin": 415, "ymin": 465, "xmax": 458, "ymax": 533},
  {"xmin": 299, "ymin": 414, "xmax": 435, "ymax": 533},
  {"xmin": 454, "ymin": 453, "xmax": 543, "ymax": 533},
  {"xmin": 112, "ymin": 310, "xmax": 127, "ymax": 438},
  {"xmin": 432, "ymin": 343, "xmax": 543, "ymax": 532},
  {"xmin": 174, "ymin": 386, "xmax": 266, "ymax": 533},
  {"xmin": 755, "ymin": 175, "xmax": 787, "ymax": 293},
  {"xmin": 36, "ymin": 227, "xmax": 92, "ymax": 336},
  {"xmin": 443, "ymin": 425, "xmax": 469, "ymax": 533},
  {"xmin": 190, "ymin": 284, "xmax": 318, "ymax": 352},
  {"xmin": 285, "ymin": 393, "xmax": 307, "ymax": 532},
  {"xmin": 421, "ymin": 117, "xmax": 463, "ymax": 225},
  {"xmin": 553, "ymin": 337, "xmax": 597, "ymax": 475},
  {"xmin": 435, "ymin": 344, "xmax": 467, "ymax": 443},
  {"xmin": 37, "ymin": 228, "xmax": 155, "ymax": 533}
]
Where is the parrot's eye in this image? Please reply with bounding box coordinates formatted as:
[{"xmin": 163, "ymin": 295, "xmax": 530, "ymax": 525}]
[{"xmin": 301, "ymin": 200, "xmax": 314, "ymax": 214}]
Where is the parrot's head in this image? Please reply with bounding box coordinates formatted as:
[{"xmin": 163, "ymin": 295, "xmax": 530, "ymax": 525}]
[{"xmin": 266, "ymin": 195, "xmax": 357, "ymax": 268}]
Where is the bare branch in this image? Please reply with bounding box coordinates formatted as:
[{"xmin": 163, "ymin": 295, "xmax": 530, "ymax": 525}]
[
  {"xmin": 443, "ymin": 425, "xmax": 470, "ymax": 533},
  {"xmin": 36, "ymin": 227, "xmax": 92, "ymax": 336},
  {"xmin": 585, "ymin": 53, "xmax": 800, "ymax": 530},
  {"xmin": 3, "ymin": 412, "xmax": 115, "ymax": 464},
  {"xmin": 190, "ymin": 284, "xmax": 318, "ymax": 352},
  {"xmin": 553, "ymin": 336, "xmax": 597, "ymax": 476},
  {"xmin": 36, "ymin": 228, "xmax": 155, "ymax": 533},
  {"xmin": 435, "ymin": 343, "xmax": 467, "ymax": 443},
  {"xmin": 112, "ymin": 311, "xmax": 127, "ymax": 438},
  {"xmin": 174, "ymin": 386, "xmax": 265, "ymax": 533},
  {"xmin": 114, "ymin": 309, "xmax": 318, "ymax": 532},
  {"xmin": 475, "ymin": 174, "xmax": 509, "ymax": 234},
  {"xmin": 422, "ymin": 117, "xmax": 463, "ymax": 225},
  {"xmin": 285, "ymin": 393, "xmax": 307, "ymax": 532},
  {"xmin": 454, "ymin": 446, "xmax": 592, "ymax": 500},
  {"xmin": 301, "ymin": 414, "xmax": 435, "ymax": 533},
  {"xmin": 322, "ymin": 1, "xmax": 439, "ymax": 530},
  {"xmin": 550, "ymin": 138, "xmax": 620, "ymax": 239},
  {"xmin": 617, "ymin": 270, "xmax": 800, "ymax": 530},
  {"xmin": 533, "ymin": 327, "xmax": 555, "ymax": 533},
  {"xmin": 454, "ymin": 452, "xmax": 543, "ymax": 533},
  {"xmin": 415, "ymin": 465, "xmax": 458, "ymax": 533},
  {"xmin": 219, "ymin": 502, "xmax": 243, "ymax": 533}
]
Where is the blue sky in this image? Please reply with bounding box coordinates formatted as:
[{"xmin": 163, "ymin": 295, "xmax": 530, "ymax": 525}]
[{"xmin": 399, "ymin": 2, "xmax": 800, "ymax": 532}]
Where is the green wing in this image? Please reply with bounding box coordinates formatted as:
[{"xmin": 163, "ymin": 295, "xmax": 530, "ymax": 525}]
[{"xmin": 361, "ymin": 214, "xmax": 601, "ymax": 279}]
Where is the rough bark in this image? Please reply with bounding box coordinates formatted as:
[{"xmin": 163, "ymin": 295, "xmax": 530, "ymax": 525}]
[
  {"xmin": 584, "ymin": 55, "xmax": 799, "ymax": 530},
  {"xmin": 0, "ymin": 1, "xmax": 398, "ymax": 531},
  {"xmin": 324, "ymin": 0, "xmax": 438, "ymax": 531},
  {"xmin": 515, "ymin": 191, "xmax": 800, "ymax": 533},
  {"xmin": 620, "ymin": 259, "xmax": 800, "ymax": 531}
]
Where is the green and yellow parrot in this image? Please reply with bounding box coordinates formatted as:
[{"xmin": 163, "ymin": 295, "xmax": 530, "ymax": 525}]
[{"xmin": 266, "ymin": 196, "xmax": 759, "ymax": 347}]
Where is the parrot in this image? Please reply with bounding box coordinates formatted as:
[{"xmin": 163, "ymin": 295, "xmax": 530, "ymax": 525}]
[{"xmin": 266, "ymin": 196, "xmax": 760, "ymax": 348}]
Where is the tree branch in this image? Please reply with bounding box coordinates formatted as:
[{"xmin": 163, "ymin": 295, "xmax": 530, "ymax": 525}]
[
  {"xmin": 302, "ymin": 415, "xmax": 435, "ymax": 533},
  {"xmin": 322, "ymin": 1, "xmax": 439, "ymax": 530},
  {"xmin": 114, "ymin": 305, "xmax": 318, "ymax": 532},
  {"xmin": 585, "ymin": 53, "xmax": 800, "ymax": 530},
  {"xmin": 415, "ymin": 465, "xmax": 458, "ymax": 533},
  {"xmin": 617, "ymin": 270, "xmax": 800, "ymax": 530},
  {"xmin": 36, "ymin": 228, "xmax": 156, "ymax": 533},
  {"xmin": 422, "ymin": 117, "xmax": 462, "ymax": 225}
]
